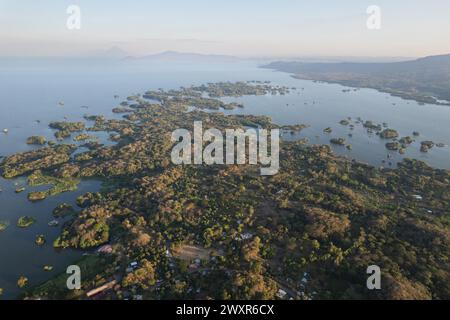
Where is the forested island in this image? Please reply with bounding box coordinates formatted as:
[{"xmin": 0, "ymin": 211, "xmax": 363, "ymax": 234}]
[{"xmin": 0, "ymin": 81, "xmax": 449, "ymax": 300}]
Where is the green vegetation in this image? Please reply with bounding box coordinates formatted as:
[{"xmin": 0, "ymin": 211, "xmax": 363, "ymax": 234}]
[
  {"xmin": 35, "ymin": 234, "xmax": 46, "ymax": 246},
  {"xmin": 385, "ymin": 142, "xmax": 401, "ymax": 151},
  {"xmin": 0, "ymin": 220, "xmax": 9, "ymax": 231},
  {"xmin": 25, "ymin": 256, "xmax": 111, "ymax": 299},
  {"xmin": 53, "ymin": 213, "xmax": 109, "ymax": 249},
  {"xmin": 380, "ymin": 129, "xmax": 399, "ymax": 139},
  {"xmin": 17, "ymin": 276, "xmax": 28, "ymax": 288},
  {"xmin": 27, "ymin": 170, "xmax": 79, "ymax": 201},
  {"xmin": 363, "ymin": 120, "xmax": 382, "ymax": 131},
  {"xmin": 142, "ymin": 82, "xmax": 289, "ymax": 111},
  {"xmin": 330, "ymin": 138, "xmax": 346, "ymax": 145},
  {"xmin": 112, "ymin": 107, "xmax": 133, "ymax": 114},
  {"xmin": 73, "ymin": 133, "xmax": 96, "ymax": 142},
  {"xmin": 190, "ymin": 81, "xmax": 291, "ymax": 97},
  {"xmin": 399, "ymin": 136, "xmax": 413, "ymax": 146},
  {"xmin": 122, "ymin": 259, "xmax": 156, "ymax": 289},
  {"xmin": 0, "ymin": 144, "xmax": 76, "ymax": 178},
  {"xmin": 17, "ymin": 216, "xmax": 35, "ymax": 228},
  {"xmin": 282, "ymin": 124, "xmax": 309, "ymax": 132},
  {"xmin": 50, "ymin": 121, "xmax": 85, "ymax": 140},
  {"xmin": 420, "ymin": 141, "xmax": 435, "ymax": 153},
  {"xmin": 26, "ymin": 136, "xmax": 47, "ymax": 145},
  {"xmin": 0, "ymin": 82, "xmax": 448, "ymax": 300}
]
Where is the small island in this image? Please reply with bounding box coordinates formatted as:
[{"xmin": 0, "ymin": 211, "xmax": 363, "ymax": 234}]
[
  {"xmin": 420, "ymin": 141, "xmax": 435, "ymax": 153},
  {"xmin": 17, "ymin": 276, "xmax": 28, "ymax": 288},
  {"xmin": 26, "ymin": 136, "xmax": 47, "ymax": 145},
  {"xmin": 0, "ymin": 220, "xmax": 9, "ymax": 231},
  {"xmin": 380, "ymin": 129, "xmax": 399, "ymax": 139},
  {"xmin": 330, "ymin": 138, "xmax": 346, "ymax": 145},
  {"xmin": 17, "ymin": 216, "xmax": 36, "ymax": 228},
  {"xmin": 385, "ymin": 142, "xmax": 401, "ymax": 151},
  {"xmin": 35, "ymin": 234, "xmax": 46, "ymax": 246}
]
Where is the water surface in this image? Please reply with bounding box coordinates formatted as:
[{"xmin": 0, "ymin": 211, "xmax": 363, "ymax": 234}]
[{"xmin": 0, "ymin": 57, "xmax": 449, "ymax": 299}]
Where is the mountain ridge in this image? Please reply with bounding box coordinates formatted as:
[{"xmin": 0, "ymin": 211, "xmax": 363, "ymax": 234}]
[
  {"xmin": 125, "ymin": 50, "xmax": 241, "ymax": 63},
  {"xmin": 263, "ymin": 53, "xmax": 450, "ymax": 104}
]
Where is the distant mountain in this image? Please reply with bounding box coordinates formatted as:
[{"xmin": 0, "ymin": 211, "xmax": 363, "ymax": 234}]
[
  {"xmin": 126, "ymin": 51, "xmax": 241, "ymax": 63},
  {"xmin": 254, "ymin": 56, "xmax": 414, "ymax": 63},
  {"xmin": 88, "ymin": 46, "xmax": 129, "ymax": 58},
  {"xmin": 264, "ymin": 54, "xmax": 450, "ymax": 105}
]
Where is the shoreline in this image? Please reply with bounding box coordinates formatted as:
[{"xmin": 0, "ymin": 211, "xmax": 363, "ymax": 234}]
[{"xmin": 1, "ymin": 82, "xmax": 448, "ymax": 300}]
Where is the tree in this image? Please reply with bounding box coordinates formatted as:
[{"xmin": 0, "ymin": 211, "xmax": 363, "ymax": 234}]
[
  {"xmin": 122, "ymin": 259, "xmax": 156, "ymax": 290},
  {"xmin": 17, "ymin": 276, "xmax": 28, "ymax": 288}
]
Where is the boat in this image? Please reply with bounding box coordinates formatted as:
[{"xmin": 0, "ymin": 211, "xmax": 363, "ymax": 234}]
[
  {"xmin": 43, "ymin": 265, "xmax": 53, "ymax": 271},
  {"xmin": 3, "ymin": 128, "xmax": 8, "ymax": 133},
  {"xmin": 48, "ymin": 220, "xmax": 59, "ymax": 227}
]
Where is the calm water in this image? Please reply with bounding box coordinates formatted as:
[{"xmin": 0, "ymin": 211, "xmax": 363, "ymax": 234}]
[{"xmin": 0, "ymin": 58, "xmax": 449, "ymax": 299}]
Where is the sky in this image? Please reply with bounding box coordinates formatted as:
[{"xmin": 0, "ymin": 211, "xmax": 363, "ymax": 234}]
[{"xmin": 1, "ymin": 0, "xmax": 450, "ymax": 58}]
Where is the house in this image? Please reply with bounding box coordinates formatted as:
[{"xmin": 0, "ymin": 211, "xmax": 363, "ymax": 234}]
[
  {"xmin": 126, "ymin": 261, "xmax": 139, "ymax": 273},
  {"xmin": 301, "ymin": 272, "xmax": 310, "ymax": 284},
  {"xmin": 276, "ymin": 289, "xmax": 287, "ymax": 299},
  {"xmin": 240, "ymin": 232, "xmax": 253, "ymax": 240},
  {"xmin": 97, "ymin": 244, "xmax": 113, "ymax": 254}
]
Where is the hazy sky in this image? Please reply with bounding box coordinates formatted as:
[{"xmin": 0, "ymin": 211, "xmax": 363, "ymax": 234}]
[{"xmin": 1, "ymin": 0, "xmax": 450, "ymax": 58}]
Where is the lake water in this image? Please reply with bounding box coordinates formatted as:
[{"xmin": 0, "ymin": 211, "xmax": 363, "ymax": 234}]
[{"xmin": 0, "ymin": 57, "xmax": 449, "ymax": 299}]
